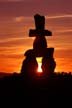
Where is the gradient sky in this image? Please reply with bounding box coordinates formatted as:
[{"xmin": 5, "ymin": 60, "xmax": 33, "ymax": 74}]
[{"xmin": 0, "ymin": 0, "xmax": 72, "ymax": 73}]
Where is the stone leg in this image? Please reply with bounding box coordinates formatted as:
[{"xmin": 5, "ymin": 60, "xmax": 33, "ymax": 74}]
[{"xmin": 42, "ymin": 48, "xmax": 56, "ymax": 76}]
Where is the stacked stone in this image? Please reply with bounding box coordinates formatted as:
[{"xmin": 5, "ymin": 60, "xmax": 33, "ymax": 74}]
[{"xmin": 21, "ymin": 14, "xmax": 56, "ymax": 77}]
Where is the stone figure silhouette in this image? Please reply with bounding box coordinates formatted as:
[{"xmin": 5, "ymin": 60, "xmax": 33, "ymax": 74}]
[{"xmin": 21, "ymin": 14, "xmax": 56, "ymax": 78}]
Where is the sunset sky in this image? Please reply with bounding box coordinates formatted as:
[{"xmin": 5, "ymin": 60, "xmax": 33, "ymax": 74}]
[{"xmin": 0, "ymin": 0, "xmax": 72, "ymax": 73}]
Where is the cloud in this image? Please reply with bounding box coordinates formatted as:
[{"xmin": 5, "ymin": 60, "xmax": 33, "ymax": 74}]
[
  {"xmin": 55, "ymin": 29, "xmax": 72, "ymax": 35},
  {"xmin": 13, "ymin": 14, "xmax": 72, "ymax": 22},
  {"xmin": 14, "ymin": 16, "xmax": 25, "ymax": 22},
  {"xmin": 8, "ymin": 0, "xmax": 34, "ymax": 1},
  {"xmin": 0, "ymin": 53, "xmax": 24, "ymax": 59},
  {"xmin": 8, "ymin": 0, "xmax": 35, "ymax": 1},
  {"xmin": 0, "ymin": 0, "xmax": 22, "ymax": 1},
  {"xmin": 0, "ymin": 1, "xmax": 72, "ymax": 17},
  {"xmin": 0, "ymin": 37, "xmax": 33, "ymax": 47},
  {"xmin": 46, "ymin": 14, "xmax": 72, "ymax": 19}
]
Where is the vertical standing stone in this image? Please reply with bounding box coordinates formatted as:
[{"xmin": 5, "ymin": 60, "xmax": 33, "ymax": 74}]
[{"xmin": 42, "ymin": 48, "xmax": 56, "ymax": 76}]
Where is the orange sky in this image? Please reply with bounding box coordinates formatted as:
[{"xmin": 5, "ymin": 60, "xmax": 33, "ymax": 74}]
[{"xmin": 0, "ymin": 0, "xmax": 72, "ymax": 73}]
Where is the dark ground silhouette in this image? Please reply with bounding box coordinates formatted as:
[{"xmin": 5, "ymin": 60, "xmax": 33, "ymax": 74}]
[
  {"xmin": 0, "ymin": 72, "xmax": 72, "ymax": 107},
  {"xmin": 0, "ymin": 72, "xmax": 72, "ymax": 99}
]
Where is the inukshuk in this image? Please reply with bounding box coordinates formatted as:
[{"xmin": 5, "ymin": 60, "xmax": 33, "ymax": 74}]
[{"xmin": 21, "ymin": 14, "xmax": 56, "ymax": 78}]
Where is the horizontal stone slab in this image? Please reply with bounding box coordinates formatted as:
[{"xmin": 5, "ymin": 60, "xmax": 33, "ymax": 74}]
[{"xmin": 24, "ymin": 48, "xmax": 54, "ymax": 57}]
